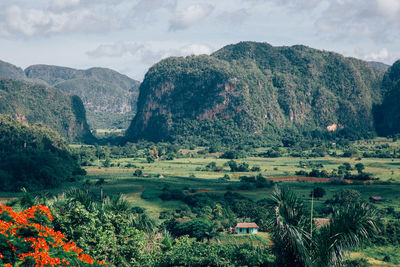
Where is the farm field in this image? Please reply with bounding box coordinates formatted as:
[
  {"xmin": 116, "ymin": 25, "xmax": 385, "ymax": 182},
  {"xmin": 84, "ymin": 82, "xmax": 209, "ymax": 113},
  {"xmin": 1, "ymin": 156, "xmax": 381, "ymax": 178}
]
[{"xmin": 79, "ymin": 153, "xmax": 400, "ymax": 217}]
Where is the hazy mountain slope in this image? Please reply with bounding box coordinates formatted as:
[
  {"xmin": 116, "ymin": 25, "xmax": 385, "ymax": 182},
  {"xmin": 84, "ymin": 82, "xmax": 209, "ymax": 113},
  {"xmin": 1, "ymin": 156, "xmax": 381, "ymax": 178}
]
[
  {"xmin": 368, "ymin": 61, "xmax": 390, "ymax": 73},
  {"xmin": 0, "ymin": 78, "xmax": 94, "ymax": 143},
  {"xmin": 0, "ymin": 60, "xmax": 27, "ymax": 80},
  {"xmin": 25, "ymin": 64, "xmax": 140, "ymax": 114},
  {"xmin": 126, "ymin": 42, "xmax": 385, "ymax": 144}
]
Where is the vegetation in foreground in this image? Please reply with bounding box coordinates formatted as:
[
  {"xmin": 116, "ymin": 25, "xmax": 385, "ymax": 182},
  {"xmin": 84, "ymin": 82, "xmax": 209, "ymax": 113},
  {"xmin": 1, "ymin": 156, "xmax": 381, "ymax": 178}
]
[
  {"xmin": 0, "ymin": 204, "xmax": 106, "ymax": 266},
  {"xmin": 1, "ymin": 185, "xmax": 383, "ymax": 267}
]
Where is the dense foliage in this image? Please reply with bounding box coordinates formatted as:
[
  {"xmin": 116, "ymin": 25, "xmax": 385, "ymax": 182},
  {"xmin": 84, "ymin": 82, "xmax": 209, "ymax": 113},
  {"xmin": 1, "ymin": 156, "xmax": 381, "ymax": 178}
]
[
  {"xmin": 375, "ymin": 60, "xmax": 400, "ymax": 136},
  {"xmin": 5, "ymin": 184, "xmax": 383, "ymax": 266},
  {"xmin": 0, "ymin": 204, "xmax": 106, "ymax": 266},
  {"xmin": 267, "ymin": 187, "xmax": 379, "ymax": 267},
  {"xmin": 0, "ymin": 78, "xmax": 94, "ymax": 143},
  {"xmin": 0, "ymin": 115, "xmax": 85, "ymax": 191},
  {"xmin": 127, "ymin": 42, "xmax": 385, "ymax": 144}
]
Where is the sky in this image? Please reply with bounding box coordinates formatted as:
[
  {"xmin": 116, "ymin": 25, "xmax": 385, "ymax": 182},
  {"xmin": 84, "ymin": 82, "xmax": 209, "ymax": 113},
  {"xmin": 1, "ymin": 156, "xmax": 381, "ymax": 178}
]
[{"xmin": 0, "ymin": 0, "xmax": 399, "ymax": 81}]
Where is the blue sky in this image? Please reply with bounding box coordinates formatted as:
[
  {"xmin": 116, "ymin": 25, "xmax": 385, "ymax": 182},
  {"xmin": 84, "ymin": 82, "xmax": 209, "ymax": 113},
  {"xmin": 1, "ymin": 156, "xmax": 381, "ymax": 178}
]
[{"xmin": 0, "ymin": 0, "xmax": 399, "ymax": 81}]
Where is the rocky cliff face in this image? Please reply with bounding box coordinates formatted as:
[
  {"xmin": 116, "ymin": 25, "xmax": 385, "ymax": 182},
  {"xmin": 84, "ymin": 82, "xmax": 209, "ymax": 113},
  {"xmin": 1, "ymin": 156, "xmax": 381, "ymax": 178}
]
[{"xmin": 126, "ymin": 42, "xmax": 385, "ymax": 143}]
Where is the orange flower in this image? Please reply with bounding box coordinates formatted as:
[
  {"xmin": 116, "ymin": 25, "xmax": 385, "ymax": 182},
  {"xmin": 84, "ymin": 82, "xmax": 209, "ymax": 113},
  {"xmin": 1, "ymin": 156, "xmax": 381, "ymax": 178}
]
[{"xmin": 1, "ymin": 204, "xmax": 106, "ymax": 266}]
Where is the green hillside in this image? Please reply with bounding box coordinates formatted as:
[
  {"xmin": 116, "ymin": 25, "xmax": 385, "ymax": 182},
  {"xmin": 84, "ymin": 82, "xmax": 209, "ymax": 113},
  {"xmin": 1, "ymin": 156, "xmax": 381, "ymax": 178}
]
[
  {"xmin": 25, "ymin": 64, "xmax": 140, "ymax": 129},
  {"xmin": 0, "ymin": 115, "xmax": 85, "ymax": 191},
  {"xmin": 126, "ymin": 42, "xmax": 385, "ymax": 144},
  {"xmin": 0, "ymin": 78, "xmax": 94, "ymax": 143},
  {"xmin": 375, "ymin": 60, "xmax": 400, "ymax": 136}
]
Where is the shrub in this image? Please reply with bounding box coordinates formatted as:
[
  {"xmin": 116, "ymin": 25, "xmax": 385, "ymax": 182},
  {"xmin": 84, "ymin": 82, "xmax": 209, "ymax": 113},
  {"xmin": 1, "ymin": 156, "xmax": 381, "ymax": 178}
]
[
  {"xmin": 133, "ymin": 169, "xmax": 143, "ymax": 177},
  {"xmin": 0, "ymin": 204, "xmax": 106, "ymax": 266}
]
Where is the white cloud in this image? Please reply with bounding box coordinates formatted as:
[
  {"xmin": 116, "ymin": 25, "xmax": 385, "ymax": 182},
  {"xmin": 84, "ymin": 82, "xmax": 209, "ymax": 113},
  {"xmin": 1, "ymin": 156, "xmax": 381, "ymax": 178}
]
[
  {"xmin": 314, "ymin": 0, "xmax": 400, "ymax": 41},
  {"xmin": 86, "ymin": 41, "xmax": 213, "ymax": 64},
  {"xmin": 50, "ymin": 0, "xmax": 81, "ymax": 11},
  {"xmin": 0, "ymin": 4, "xmax": 119, "ymax": 37},
  {"xmin": 376, "ymin": 0, "xmax": 400, "ymax": 18},
  {"xmin": 364, "ymin": 48, "xmax": 389, "ymax": 61},
  {"xmin": 169, "ymin": 3, "xmax": 214, "ymax": 31},
  {"xmin": 180, "ymin": 44, "xmax": 213, "ymax": 55},
  {"xmin": 217, "ymin": 8, "xmax": 250, "ymax": 25},
  {"xmin": 86, "ymin": 42, "xmax": 144, "ymax": 58},
  {"xmin": 132, "ymin": 0, "xmax": 176, "ymax": 14}
]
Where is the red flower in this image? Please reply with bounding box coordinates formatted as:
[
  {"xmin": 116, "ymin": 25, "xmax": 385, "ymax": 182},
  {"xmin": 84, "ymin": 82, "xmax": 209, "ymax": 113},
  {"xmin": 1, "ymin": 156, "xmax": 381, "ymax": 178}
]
[{"xmin": 0, "ymin": 204, "xmax": 107, "ymax": 266}]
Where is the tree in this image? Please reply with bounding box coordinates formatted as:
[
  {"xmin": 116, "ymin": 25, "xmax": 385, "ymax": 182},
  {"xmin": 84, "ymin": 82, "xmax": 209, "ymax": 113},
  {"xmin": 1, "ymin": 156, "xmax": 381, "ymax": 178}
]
[
  {"xmin": 170, "ymin": 218, "xmax": 217, "ymax": 241},
  {"xmin": 95, "ymin": 178, "xmax": 106, "ymax": 200},
  {"xmin": 206, "ymin": 161, "xmax": 217, "ymax": 171},
  {"xmin": 312, "ymin": 203, "xmax": 378, "ymax": 266},
  {"xmin": 133, "ymin": 169, "xmax": 143, "ymax": 177},
  {"xmin": 146, "ymin": 155, "xmax": 155, "ymax": 163},
  {"xmin": 83, "ymin": 179, "xmax": 92, "ymax": 194},
  {"xmin": 0, "ymin": 204, "xmax": 106, "ymax": 266},
  {"xmin": 331, "ymin": 189, "xmax": 362, "ymax": 206},
  {"xmin": 267, "ymin": 186, "xmax": 378, "ymax": 267},
  {"xmin": 342, "ymin": 162, "xmax": 353, "ymax": 170},
  {"xmin": 355, "ymin": 163, "xmax": 365, "ymax": 174},
  {"xmin": 227, "ymin": 160, "xmax": 238, "ymax": 172},
  {"xmin": 310, "ymin": 187, "xmax": 326, "ymax": 199}
]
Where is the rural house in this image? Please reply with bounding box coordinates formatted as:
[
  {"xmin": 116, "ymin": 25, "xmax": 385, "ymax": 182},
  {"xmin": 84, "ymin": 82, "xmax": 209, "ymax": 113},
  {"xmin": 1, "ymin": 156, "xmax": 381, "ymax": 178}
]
[
  {"xmin": 369, "ymin": 196, "xmax": 383, "ymax": 203},
  {"xmin": 235, "ymin": 222, "xmax": 259, "ymax": 234}
]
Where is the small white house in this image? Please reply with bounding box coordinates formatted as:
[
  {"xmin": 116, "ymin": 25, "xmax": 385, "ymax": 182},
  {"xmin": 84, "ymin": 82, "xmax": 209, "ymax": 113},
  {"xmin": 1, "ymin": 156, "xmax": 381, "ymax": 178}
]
[{"xmin": 235, "ymin": 222, "xmax": 259, "ymax": 234}]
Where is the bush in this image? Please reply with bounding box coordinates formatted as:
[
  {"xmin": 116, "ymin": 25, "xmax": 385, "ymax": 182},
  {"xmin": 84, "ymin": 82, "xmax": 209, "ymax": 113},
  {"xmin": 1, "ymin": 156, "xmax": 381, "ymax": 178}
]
[
  {"xmin": 251, "ymin": 166, "xmax": 261, "ymax": 172},
  {"xmin": 133, "ymin": 169, "xmax": 143, "ymax": 177},
  {"xmin": 0, "ymin": 204, "xmax": 106, "ymax": 266},
  {"xmin": 310, "ymin": 187, "xmax": 326, "ymax": 199},
  {"xmin": 160, "ymin": 189, "xmax": 186, "ymax": 201},
  {"xmin": 220, "ymin": 150, "xmax": 244, "ymax": 159}
]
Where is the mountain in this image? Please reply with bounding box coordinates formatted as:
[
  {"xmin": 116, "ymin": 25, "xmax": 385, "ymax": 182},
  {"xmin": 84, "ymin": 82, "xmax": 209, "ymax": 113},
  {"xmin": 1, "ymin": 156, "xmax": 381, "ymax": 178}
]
[
  {"xmin": 25, "ymin": 65, "xmax": 140, "ymax": 129},
  {"xmin": 126, "ymin": 42, "xmax": 385, "ymax": 144},
  {"xmin": 0, "ymin": 115, "xmax": 85, "ymax": 191},
  {"xmin": 368, "ymin": 61, "xmax": 390, "ymax": 73},
  {"xmin": 0, "ymin": 60, "xmax": 27, "ymax": 80},
  {"xmin": 0, "ymin": 78, "xmax": 94, "ymax": 143},
  {"xmin": 375, "ymin": 60, "xmax": 400, "ymax": 136}
]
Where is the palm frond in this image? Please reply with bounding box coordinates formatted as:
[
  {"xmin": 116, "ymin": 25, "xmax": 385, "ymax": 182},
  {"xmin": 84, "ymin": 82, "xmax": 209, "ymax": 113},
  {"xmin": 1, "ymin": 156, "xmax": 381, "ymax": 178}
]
[
  {"xmin": 312, "ymin": 203, "xmax": 379, "ymax": 266},
  {"xmin": 102, "ymin": 194, "xmax": 132, "ymax": 213},
  {"xmin": 268, "ymin": 186, "xmax": 311, "ymax": 267}
]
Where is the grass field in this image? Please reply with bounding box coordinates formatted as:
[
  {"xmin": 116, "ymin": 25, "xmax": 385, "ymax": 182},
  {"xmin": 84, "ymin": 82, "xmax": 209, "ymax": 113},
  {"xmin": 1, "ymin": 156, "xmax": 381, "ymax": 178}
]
[{"xmin": 80, "ymin": 153, "xmax": 400, "ymax": 216}]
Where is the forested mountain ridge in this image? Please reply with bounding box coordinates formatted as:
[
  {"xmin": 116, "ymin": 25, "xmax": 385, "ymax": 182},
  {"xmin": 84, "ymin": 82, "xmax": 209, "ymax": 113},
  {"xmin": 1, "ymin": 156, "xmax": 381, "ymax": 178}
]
[
  {"xmin": 375, "ymin": 60, "xmax": 400, "ymax": 136},
  {"xmin": 25, "ymin": 64, "xmax": 140, "ymax": 114},
  {"xmin": 126, "ymin": 41, "xmax": 386, "ymax": 144},
  {"xmin": 0, "ymin": 115, "xmax": 85, "ymax": 191},
  {"xmin": 0, "ymin": 78, "xmax": 94, "ymax": 143}
]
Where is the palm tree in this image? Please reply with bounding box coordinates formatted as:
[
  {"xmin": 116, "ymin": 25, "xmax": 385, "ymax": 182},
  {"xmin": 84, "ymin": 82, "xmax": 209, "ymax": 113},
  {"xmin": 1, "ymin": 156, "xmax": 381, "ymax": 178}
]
[
  {"xmin": 267, "ymin": 186, "xmax": 379, "ymax": 267},
  {"xmin": 267, "ymin": 186, "xmax": 311, "ymax": 267},
  {"xmin": 83, "ymin": 179, "xmax": 92, "ymax": 194},
  {"xmin": 312, "ymin": 203, "xmax": 378, "ymax": 266},
  {"xmin": 102, "ymin": 194, "xmax": 132, "ymax": 213},
  {"xmin": 65, "ymin": 187, "xmax": 95, "ymax": 210},
  {"xmin": 95, "ymin": 178, "xmax": 106, "ymax": 201}
]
